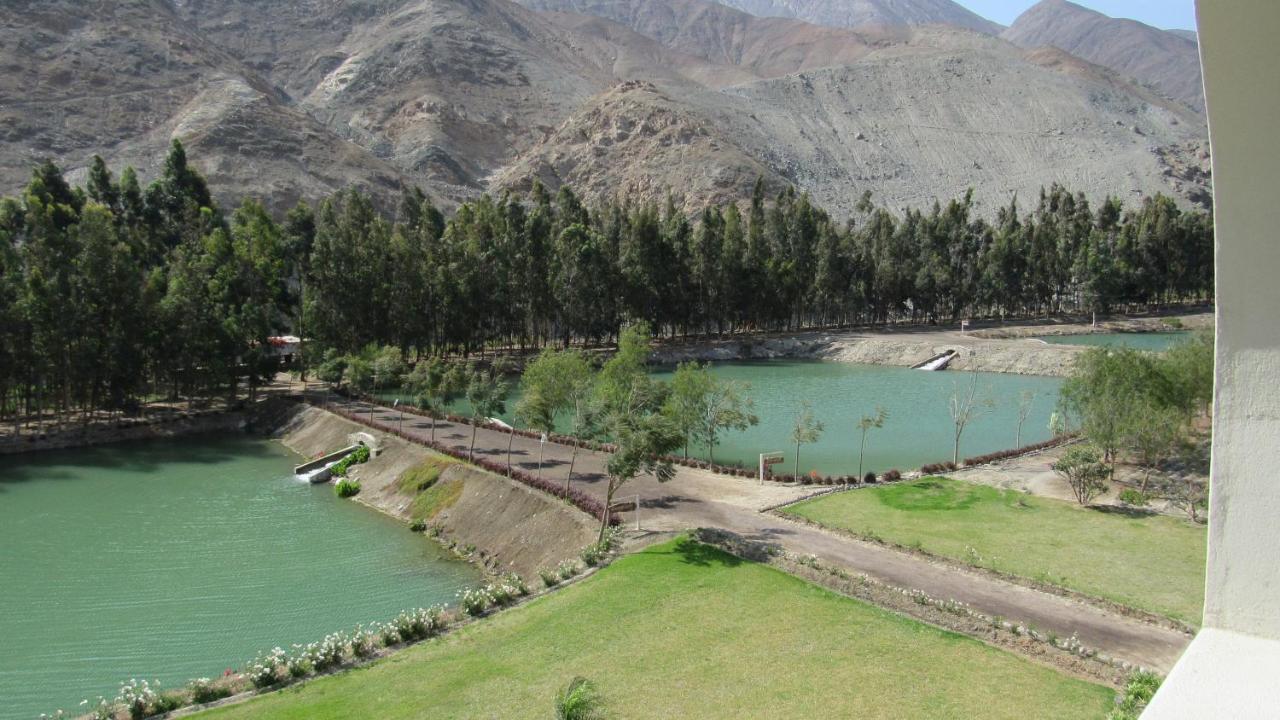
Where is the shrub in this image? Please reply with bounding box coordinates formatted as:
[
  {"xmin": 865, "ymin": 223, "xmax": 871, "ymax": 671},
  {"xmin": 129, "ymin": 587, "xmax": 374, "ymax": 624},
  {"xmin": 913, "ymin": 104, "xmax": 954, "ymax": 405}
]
[
  {"xmin": 580, "ymin": 542, "xmax": 607, "ymax": 567},
  {"xmin": 152, "ymin": 691, "xmax": 185, "ymax": 714},
  {"xmin": 349, "ymin": 625, "xmax": 379, "ymax": 659},
  {"xmin": 116, "ymin": 678, "xmax": 159, "ymax": 720},
  {"xmin": 539, "ymin": 568, "xmax": 560, "ymax": 587},
  {"xmin": 862, "ymin": 472, "xmax": 877, "ymax": 484},
  {"xmin": 335, "ymin": 478, "xmax": 361, "ymax": 498},
  {"xmin": 188, "ymin": 677, "xmax": 232, "ymax": 705},
  {"xmin": 331, "ymin": 444, "xmax": 371, "ymax": 477},
  {"xmin": 557, "ymin": 559, "xmax": 581, "ymax": 581},
  {"xmin": 248, "ymin": 647, "xmax": 286, "ymax": 688},
  {"xmin": 1119, "ymin": 488, "xmax": 1150, "ymax": 506},
  {"xmin": 391, "ymin": 606, "xmax": 445, "ymax": 641},
  {"xmin": 459, "ymin": 587, "xmax": 495, "ymax": 616},
  {"xmin": 285, "ymin": 646, "xmax": 312, "ymax": 678},
  {"xmin": 884, "ymin": 469, "xmax": 901, "ymax": 481},
  {"xmin": 1108, "ymin": 671, "xmax": 1162, "ymax": 720},
  {"xmin": 507, "ymin": 573, "xmax": 530, "ymax": 596},
  {"xmin": 409, "ymin": 520, "xmax": 427, "ymax": 533}
]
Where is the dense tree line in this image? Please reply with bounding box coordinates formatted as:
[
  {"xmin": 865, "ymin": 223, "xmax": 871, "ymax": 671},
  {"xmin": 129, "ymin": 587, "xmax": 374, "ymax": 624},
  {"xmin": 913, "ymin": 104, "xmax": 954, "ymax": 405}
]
[
  {"xmin": 0, "ymin": 142, "xmax": 293, "ymax": 430},
  {"xmin": 0, "ymin": 143, "xmax": 1214, "ymax": 426},
  {"xmin": 305, "ymin": 180, "xmax": 1212, "ymax": 356}
]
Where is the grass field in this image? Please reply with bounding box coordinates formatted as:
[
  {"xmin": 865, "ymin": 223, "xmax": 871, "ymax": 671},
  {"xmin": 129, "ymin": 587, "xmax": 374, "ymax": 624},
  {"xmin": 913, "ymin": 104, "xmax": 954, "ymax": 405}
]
[
  {"xmin": 196, "ymin": 537, "xmax": 1112, "ymax": 720},
  {"xmin": 784, "ymin": 477, "xmax": 1207, "ymax": 623}
]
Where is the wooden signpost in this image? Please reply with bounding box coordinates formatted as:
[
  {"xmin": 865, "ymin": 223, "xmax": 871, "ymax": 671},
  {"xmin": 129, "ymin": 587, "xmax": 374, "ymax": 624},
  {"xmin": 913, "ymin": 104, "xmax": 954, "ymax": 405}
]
[{"xmin": 759, "ymin": 451, "xmax": 784, "ymax": 484}]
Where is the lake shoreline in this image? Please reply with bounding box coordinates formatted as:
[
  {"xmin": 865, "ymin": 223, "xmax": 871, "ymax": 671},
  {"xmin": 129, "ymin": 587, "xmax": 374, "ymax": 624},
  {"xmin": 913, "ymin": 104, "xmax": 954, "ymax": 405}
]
[{"xmin": 649, "ymin": 310, "xmax": 1213, "ymax": 377}]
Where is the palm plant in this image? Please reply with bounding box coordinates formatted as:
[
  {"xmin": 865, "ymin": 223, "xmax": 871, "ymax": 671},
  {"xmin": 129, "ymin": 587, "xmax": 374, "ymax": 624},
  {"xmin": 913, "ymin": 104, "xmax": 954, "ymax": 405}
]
[{"xmin": 555, "ymin": 676, "xmax": 605, "ymax": 720}]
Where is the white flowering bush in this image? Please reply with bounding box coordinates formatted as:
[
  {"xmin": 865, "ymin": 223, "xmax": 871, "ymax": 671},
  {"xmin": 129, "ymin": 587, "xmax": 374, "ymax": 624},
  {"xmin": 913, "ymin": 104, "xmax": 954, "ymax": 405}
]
[
  {"xmin": 488, "ymin": 581, "xmax": 517, "ymax": 606},
  {"xmin": 539, "ymin": 567, "xmax": 560, "ymax": 587},
  {"xmin": 307, "ymin": 632, "xmax": 348, "ymax": 672},
  {"xmin": 285, "ymin": 644, "xmax": 313, "ymax": 678},
  {"xmin": 188, "ymin": 677, "xmax": 232, "ymax": 704},
  {"xmin": 116, "ymin": 678, "xmax": 158, "ymax": 720},
  {"xmin": 506, "ymin": 572, "xmax": 530, "ymax": 597},
  {"xmin": 556, "ymin": 559, "xmax": 581, "ymax": 581},
  {"xmin": 372, "ymin": 619, "xmax": 401, "ymax": 646},
  {"xmin": 349, "ymin": 624, "xmax": 379, "ymax": 659},
  {"xmin": 459, "ymin": 586, "xmax": 495, "ymax": 616},
  {"xmin": 248, "ymin": 647, "xmax": 287, "ymax": 688},
  {"xmin": 391, "ymin": 606, "xmax": 444, "ymax": 642}
]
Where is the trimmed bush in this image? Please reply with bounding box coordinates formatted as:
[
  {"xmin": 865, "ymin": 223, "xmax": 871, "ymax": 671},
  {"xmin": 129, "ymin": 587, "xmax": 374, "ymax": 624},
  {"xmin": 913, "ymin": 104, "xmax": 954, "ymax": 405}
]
[
  {"xmin": 863, "ymin": 472, "xmax": 877, "ymax": 484},
  {"xmin": 335, "ymin": 478, "xmax": 361, "ymax": 498},
  {"xmin": 884, "ymin": 469, "xmax": 902, "ymax": 482}
]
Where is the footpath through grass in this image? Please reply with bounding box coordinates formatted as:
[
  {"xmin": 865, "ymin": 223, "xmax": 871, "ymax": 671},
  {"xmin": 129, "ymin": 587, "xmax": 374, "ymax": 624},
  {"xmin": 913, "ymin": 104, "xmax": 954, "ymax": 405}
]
[
  {"xmin": 196, "ymin": 537, "xmax": 1111, "ymax": 720},
  {"xmin": 785, "ymin": 477, "xmax": 1207, "ymax": 623}
]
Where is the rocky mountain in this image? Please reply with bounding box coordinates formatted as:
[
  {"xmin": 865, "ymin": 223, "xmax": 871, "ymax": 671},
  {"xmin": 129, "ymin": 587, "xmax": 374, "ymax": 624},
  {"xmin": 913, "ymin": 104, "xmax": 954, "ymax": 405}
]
[
  {"xmin": 0, "ymin": 0, "xmax": 1211, "ymax": 216},
  {"xmin": 1002, "ymin": 0, "xmax": 1204, "ymax": 112},
  {"xmin": 711, "ymin": 0, "xmax": 1003, "ymax": 35}
]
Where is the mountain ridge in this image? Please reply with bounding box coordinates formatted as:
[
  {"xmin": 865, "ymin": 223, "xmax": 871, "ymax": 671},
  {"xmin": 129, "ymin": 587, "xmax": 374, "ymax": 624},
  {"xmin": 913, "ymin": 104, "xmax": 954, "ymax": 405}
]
[{"xmin": 0, "ymin": 0, "xmax": 1210, "ymax": 216}]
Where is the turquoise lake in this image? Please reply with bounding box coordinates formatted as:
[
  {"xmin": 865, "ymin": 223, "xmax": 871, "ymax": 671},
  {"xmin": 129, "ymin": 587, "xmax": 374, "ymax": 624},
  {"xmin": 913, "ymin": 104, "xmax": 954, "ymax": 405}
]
[{"xmin": 0, "ymin": 435, "xmax": 479, "ymax": 719}]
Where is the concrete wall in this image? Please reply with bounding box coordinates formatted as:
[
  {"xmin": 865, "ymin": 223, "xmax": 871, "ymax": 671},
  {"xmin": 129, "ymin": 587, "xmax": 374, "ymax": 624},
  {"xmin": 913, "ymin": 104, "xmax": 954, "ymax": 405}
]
[{"xmin": 1198, "ymin": 0, "xmax": 1280, "ymax": 641}]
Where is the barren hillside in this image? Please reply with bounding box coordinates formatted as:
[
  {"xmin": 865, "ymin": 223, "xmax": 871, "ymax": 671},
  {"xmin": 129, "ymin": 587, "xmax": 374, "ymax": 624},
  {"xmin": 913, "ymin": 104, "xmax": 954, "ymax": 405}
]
[
  {"xmin": 714, "ymin": 0, "xmax": 1004, "ymax": 35},
  {"xmin": 0, "ymin": 0, "xmax": 411, "ymax": 211},
  {"xmin": 1002, "ymin": 0, "xmax": 1204, "ymax": 112},
  {"xmin": 0, "ymin": 0, "xmax": 1211, "ymax": 217}
]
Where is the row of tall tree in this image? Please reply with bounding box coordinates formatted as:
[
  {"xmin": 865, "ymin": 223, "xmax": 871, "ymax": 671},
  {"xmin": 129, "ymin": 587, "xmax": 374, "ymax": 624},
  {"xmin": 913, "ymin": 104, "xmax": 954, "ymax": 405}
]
[
  {"xmin": 0, "ymin": 142, "xmax": 1214, "ymax": 426},
  {"xmin": 0, "ymin": 142, "xmax": 294, "ymax": 431},
  {"xmin": 305, "ymin": 180, "xmax": 1212, "ymax": 356}
]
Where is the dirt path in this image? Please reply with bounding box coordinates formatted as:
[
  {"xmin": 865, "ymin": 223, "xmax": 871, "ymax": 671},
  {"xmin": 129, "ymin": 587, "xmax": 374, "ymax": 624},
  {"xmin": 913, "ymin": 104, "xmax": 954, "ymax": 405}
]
[{"xmin": 330, "ymin": 395, "xmax": 1192, "ymax": 672}]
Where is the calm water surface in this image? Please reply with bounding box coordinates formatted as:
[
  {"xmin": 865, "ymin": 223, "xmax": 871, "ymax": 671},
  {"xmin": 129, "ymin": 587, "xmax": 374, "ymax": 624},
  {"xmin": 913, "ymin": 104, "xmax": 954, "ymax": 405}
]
[
  {"xmin": 1036, "ymin": 332, "xmax": 1190, "ymax": 351},
  {"xmin": 0, "ymin": 435, "xmax": 479, "ymax": 719},
  {"xmin": 396, "ymin": 360, "xmax": 1064, "ymax": 477}
]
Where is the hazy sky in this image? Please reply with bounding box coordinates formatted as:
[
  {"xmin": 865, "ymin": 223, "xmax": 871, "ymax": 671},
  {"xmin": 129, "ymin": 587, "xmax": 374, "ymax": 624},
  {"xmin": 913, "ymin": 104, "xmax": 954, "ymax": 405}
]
[{"xmin": 959, "ymin": 1, "xmax": 1198, "ymax": 31}]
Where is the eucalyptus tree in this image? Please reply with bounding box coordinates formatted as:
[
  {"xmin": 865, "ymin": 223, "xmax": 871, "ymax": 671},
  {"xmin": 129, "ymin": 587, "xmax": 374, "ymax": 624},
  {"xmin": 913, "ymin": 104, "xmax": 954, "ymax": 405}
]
[
  {"xmin": 518, "ymin": 347, "xmax": 594, "ymax": 481},
  {"xmin": 855, "ymin": 406, "xmax": 889, "ymax": 480},
  {"xmin": 1015, "ymin": 390, "xmax": 1036, "ymax": 448},
  {"xmin": 949, "ymin": 372, "xmax": 995, "ymax": 466},
  {"xmin": 665, "ymin": 361, "xmax": 714, "ymax": 458},
  {"xmin": 790, "ymin": 401, "xmax": 825, "ymax": 480},
  {"xmin": 465, "ymin": 361, "xmax": 510, "ymax": 462},
  {"xmin": 406, "ymin": 357, "xmax": 464, "ymax": 442}
]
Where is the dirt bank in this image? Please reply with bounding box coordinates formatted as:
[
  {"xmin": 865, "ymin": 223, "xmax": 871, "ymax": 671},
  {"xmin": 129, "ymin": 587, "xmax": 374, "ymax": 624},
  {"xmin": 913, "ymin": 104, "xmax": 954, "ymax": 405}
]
[
  {"xmin": 275, "ymin": 405, "xmax": 594, "ymax": 578},
  {"xmin": 651, "ymin": 311, "xmax": 1212, "ymax": 377}
]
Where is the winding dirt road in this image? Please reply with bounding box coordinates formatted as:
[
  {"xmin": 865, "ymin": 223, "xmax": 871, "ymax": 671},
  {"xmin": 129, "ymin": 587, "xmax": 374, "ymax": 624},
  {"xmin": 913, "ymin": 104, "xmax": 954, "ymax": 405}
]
[{"xmin": 332, "ymin": 395, "xmax": 1192, "ymax": 672}]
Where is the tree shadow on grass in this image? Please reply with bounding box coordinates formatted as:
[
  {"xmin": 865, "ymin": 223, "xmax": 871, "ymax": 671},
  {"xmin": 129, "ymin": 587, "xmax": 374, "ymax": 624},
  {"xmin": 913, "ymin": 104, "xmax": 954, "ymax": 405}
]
[
  {"xmin": 1088, "ymin": 504, "xmax": 1159, "ymax": 519},
  {"xmin": 669, "ymin": 537, "xmax": 742, "ymax": 568}
]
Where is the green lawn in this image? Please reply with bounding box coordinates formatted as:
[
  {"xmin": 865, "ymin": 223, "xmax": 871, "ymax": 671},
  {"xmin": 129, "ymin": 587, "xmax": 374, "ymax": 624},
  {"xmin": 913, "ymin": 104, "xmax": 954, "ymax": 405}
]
[
  {"xmin": 196, "ymin": 538, "xmax": 1111, "ymax": 720},
  {"xmin": 785, "ymin": 477, "xmax": 1207, "ymax": 623}
]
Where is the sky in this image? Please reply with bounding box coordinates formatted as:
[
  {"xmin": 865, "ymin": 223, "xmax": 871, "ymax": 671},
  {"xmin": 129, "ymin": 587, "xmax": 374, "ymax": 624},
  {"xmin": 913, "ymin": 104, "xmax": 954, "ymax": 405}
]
[{"xmin": 958, "ymin": 0, "xmax": 1198, "ymax": 31}]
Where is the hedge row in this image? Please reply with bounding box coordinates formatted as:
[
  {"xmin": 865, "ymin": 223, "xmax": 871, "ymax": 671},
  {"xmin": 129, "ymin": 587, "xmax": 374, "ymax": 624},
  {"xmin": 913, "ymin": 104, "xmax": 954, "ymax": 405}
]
[
  {"xmin": 961, "ymin": 433, "xmax": 1079, "ymax": 467},
  {"xmin": 319, "ymin": 402, "xmax": 618, "ymax": 526},
  {"xmin": 920, "ymin": 461, "xmax": 959, "ymax": 475}
]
